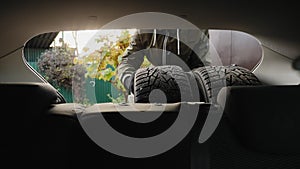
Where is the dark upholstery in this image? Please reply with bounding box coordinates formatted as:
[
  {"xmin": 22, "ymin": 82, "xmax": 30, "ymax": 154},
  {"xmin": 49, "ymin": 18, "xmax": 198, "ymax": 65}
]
[
  {"xmin": 44, "ymin": 102, "xmax": 211, "ymax": 169},
  {"xmin": 192, "ymin": 85, "xmax": 300, "ymax": 169},
  {"xmin": 0, "ymin": 82, "xmax": 213, "ymax": 168},
  {"xmin": 4, "ymin": 82, "xmax": 300, "ymax": 168},
  {"xmin": 0, "ymin": 83, "xmax": 61, "ymax": 168},
  {"xmin": 195, "ymin": 116, "xmax": 300, "ymax": 169},
  {"xmin": 0, "ymin": 82, "xmax": 212, "ymax": 169},
  {"xmin": 38, "ymin": 103, "xmax": 84, "ymax": 169},
  {"xmin": 217, "ymin": 85, "xmax": 300, "ymax": 154}
]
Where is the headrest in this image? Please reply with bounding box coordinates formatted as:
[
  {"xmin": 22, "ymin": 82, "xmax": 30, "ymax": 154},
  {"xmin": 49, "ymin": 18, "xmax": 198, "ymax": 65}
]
[
  {"xmin": 1, "ymin": 83, "xmax": 59, "ymax": 111},
  {"xmin": 217, "ymin": 85, "xmax": 300, "ymax": 154}
]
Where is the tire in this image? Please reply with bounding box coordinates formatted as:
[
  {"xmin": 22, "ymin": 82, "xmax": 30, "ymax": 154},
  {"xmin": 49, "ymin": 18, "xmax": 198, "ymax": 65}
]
[
  {"xmin": 193, "ymin": 65, "xmax": 262, "ymax": 103},
  {"xmin": 134, "ymin": 65, "xmax": 193, "ymax": 103}
]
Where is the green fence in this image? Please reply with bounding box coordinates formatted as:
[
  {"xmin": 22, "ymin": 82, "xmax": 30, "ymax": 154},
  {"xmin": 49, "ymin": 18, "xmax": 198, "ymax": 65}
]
[
  {"xmin": 24, "ymin": 48, "xmax": 46, "ymax": 62},
  {"xmin": 56, "ymin": 78, "xmax": 120, "ymax": 103}
]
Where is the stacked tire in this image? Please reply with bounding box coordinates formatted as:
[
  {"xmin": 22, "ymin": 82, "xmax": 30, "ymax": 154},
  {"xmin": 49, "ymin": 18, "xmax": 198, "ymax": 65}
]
[
  {"xmin": 133, "ymin": 64, "xmax": 261, "ymax": 103},
  {"xmin": 192, "ymin": 65, "xmax": 262, "ymax": 103},
  {"xmin": 133, "ymin": 65, "xmax": 193, "ymax": 103}
]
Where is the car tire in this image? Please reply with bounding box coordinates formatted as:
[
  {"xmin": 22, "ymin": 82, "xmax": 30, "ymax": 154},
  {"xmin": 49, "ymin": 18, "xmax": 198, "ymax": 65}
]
[
  {"xmin": 193, "ymin": 65, "xmax": 262, "ymax": 103},
  {"xmin": 134, "ymin": 65, "xmax": 193, "ymax": 103}
]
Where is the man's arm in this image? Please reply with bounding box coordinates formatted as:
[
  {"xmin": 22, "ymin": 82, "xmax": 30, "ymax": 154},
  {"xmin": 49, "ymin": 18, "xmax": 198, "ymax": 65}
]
[{"xmin": 117, "ymin": 31, "xmax": 145, "ymax": 91}]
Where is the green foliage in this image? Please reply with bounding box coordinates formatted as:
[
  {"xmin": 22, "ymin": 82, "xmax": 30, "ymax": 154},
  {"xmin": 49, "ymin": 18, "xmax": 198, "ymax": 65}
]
[
  {"xmin": 37, "ymin": 46, "xmax": 87, "ymax": 103},
  {"xmin": 107, "ymin": 93, "xmax": 125, "ymax": 103},
  {"xmin": 141, "ymin": 56, "xmax": 152, "ymax": 68},
  {"xmin": 38, "ymin": 47, "xmax": 74, "ymax": 89},
  {"xmin": 75, "ymin": 30, "xmax": 134, "ymax": 102}
]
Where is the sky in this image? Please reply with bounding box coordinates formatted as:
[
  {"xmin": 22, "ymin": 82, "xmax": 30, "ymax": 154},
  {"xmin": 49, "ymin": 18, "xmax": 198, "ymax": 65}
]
[
  {"xmin": 50, "ymin": 29, "xmax": 136, "ymax": 55},
  {"xmin": 50, "ymin": 30, "xmax": 98, "ymax": 53}
]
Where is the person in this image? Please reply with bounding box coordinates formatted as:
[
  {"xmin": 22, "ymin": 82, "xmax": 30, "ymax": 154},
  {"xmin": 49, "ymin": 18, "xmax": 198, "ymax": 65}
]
[{"xmin": 117, "ymin": 28, "xmax": 211, "ymax": 94}]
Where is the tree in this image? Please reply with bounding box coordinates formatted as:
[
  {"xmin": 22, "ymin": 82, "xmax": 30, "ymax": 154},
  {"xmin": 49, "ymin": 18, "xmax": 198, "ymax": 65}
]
[
  {"xmin": 75, "ymin": 30, "xmax": 134, "ymax": 102},
  {"xmin": 37, "ymin": 46, "xmax": 87, "ymax": 103}
]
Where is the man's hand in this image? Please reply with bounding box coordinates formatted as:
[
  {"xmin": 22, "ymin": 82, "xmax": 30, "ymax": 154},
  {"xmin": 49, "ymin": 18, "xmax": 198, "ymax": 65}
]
[{"xmin": 124, "ymin": 74, "xmax": 135, "ymax": 94}]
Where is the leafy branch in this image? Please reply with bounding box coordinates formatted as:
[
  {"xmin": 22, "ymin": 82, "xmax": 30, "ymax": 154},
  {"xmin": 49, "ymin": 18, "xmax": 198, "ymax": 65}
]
[{"xmin": 75, "ymin": 30, "xmax": 133, "ymax": 102}]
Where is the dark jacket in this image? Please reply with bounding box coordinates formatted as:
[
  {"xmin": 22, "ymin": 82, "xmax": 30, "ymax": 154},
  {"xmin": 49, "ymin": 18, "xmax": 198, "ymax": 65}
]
[{"xmin": 117, "ymin": 29, "xmax": 211, "ymax": 90}]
